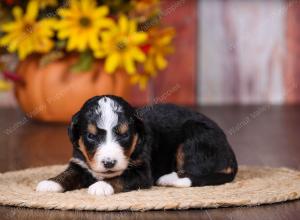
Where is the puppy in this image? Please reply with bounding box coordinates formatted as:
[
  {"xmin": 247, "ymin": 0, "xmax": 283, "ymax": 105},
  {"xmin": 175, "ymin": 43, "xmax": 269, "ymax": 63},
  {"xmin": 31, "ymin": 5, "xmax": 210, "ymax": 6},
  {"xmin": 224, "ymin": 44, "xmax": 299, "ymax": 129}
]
[{"xmin": 36, "ymin": 95, "xmax": 238, "ymax": 196}]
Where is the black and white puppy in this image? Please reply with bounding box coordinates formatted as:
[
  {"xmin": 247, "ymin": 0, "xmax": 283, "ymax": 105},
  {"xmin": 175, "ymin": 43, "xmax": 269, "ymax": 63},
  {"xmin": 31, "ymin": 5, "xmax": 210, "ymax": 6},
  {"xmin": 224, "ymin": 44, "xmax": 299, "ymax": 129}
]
[{"xmin": 36, "ymin": 95, "xmax": 238, "ymax": 196}]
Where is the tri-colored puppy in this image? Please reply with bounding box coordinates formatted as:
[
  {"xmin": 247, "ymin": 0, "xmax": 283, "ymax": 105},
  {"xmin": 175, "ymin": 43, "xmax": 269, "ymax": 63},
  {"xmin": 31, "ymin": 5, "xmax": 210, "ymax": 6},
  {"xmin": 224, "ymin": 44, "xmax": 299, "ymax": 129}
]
[{"xmin": 36, "ymin": 95, "xmax": 238, "ymax": 196}]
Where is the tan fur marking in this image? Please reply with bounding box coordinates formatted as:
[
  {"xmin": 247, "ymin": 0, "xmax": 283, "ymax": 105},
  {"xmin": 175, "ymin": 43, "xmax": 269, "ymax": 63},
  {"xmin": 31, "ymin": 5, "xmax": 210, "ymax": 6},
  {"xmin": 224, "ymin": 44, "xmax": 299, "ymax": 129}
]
[
  {"xmin": 118, "ymin": 123, "xmax": 129, "ymax": 134},
  {"xmin": 220, "ymin": 167, "xmax": 233, "ymax": 174},
  {"xmin": 78, "ymin": 137, "xmax": 95, "ymax": 167},
  {"xmin": 87, "ymin": 124, "xmax": 97, "ymax": 135},
  {"xmin": 125, "ymin": 134, "xmax": 138, "ymax": 158},
  {"xmin": 176, "ymin": 144, "xmax": 185, "ymax": 172}
]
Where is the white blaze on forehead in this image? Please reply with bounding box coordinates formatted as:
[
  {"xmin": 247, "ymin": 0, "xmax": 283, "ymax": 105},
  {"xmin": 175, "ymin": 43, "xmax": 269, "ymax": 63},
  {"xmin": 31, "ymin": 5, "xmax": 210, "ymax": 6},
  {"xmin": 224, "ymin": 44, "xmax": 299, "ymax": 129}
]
[{"xmin": 96, "ymin": 97, "xmax": 121, "ymax": 131}]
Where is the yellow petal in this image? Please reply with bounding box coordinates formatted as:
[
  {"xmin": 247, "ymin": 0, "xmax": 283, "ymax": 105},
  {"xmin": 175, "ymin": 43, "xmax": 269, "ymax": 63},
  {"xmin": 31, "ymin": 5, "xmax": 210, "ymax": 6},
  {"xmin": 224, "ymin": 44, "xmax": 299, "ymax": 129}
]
[
  {"xmin": 18, "ymin": 44, "xmax": 30, "ymax": 60},
  {"xmin": 67, "ymin": 36, "xmax": 79, "ymax": 51},
  {"xmin": 130, "ymin": 32, "xmax": 148, "ymax": 45},
  {"xmin": 131, "ymin": 47, "xmax": 146, "ymax": 62},
  {"xmin": 1, "ymin": 23, "xmax": 18, "ymax": 32},
  {"xmin": 0, "ymin": 35, "xmax": 12, "ymax": 47},
  {"xmin": 12, "ymin": 6, "xmax": 23, "ymax": 20},
  {"xmin": 95, "ymin": 18, "xmax": 114, "ymax": 29},
  {"xmin": 105, "ymin": 52, "xmax": 121, "ymax": 73},
  {"xmin": 81, "ymin": 0, "xmax": 94, "ymax": 13},
  {"xmin": 129, "ymin": 20, "xmax": 137, "ymax": 33},
  {"xmin": 95, "ymin": 6, "xmax": 109, "ymax": 17},
  {"xmin": 144, "ymin": 58, "xmax": 156, "ymax": 75},
  {"xmin": 58, "ymin": 8, "xmax": 72, "ymax": 17},
  {"xmin": 70, "ymin": 0, "xmax": 80, "ymax": 11},
  {"xmin": 156, "ymin": 54, "xmax": 168, "ymax": 70},
  {"xmin": 94, "ymin": 48, "xmax": 106, "ymax": 58},
  {"xmin": 7, "ymin": 38, "xmax": 19, "ymax": 51},
  {"xmin": 139, "ymin": 77, "xmax": 148, "ymax": 90},
  {"xmin": 119, "ymin": 15, "xmax": 128, "ymax": 34},
  {"xmin": 124, "ymin": 53, "xmax": 136, "ymax": 74},
  {"xmin": 89, "ymin": 33, "xmax": 100, "ymax": 50},
  {"xmin": 25, "ymin": 1, "xmax": 39, "ymax": 21}
]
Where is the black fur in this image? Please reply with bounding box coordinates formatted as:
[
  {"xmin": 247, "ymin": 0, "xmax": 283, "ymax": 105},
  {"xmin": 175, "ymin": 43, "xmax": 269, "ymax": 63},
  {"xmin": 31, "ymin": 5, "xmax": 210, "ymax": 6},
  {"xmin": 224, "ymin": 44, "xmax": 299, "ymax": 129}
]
[
  {"xmin": 138, "ymin": 104, "xmax": 238, "ymax": 185},
  {"xmin": 45, "ymin": 95, "xmax": 238, "ymax": 193}
]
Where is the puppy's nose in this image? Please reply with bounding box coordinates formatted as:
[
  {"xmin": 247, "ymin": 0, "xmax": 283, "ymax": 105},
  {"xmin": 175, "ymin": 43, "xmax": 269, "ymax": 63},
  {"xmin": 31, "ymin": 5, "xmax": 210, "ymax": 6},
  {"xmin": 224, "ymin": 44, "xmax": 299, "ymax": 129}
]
[{"xmin": 102, "ymin": 159, "xmax": 117, "ymax": 169}]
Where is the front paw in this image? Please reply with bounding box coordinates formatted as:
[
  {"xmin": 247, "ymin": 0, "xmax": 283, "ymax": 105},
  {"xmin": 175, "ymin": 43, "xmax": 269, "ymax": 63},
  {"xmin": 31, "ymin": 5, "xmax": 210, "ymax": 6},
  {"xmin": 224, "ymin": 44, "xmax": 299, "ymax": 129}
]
[
  {"xmin": 88, "ymin": 181, "xmax": 114, "ymax": 196},
  {"xmin": 36, "ymin": 180, "xmax": 64, "ymax": 192}
]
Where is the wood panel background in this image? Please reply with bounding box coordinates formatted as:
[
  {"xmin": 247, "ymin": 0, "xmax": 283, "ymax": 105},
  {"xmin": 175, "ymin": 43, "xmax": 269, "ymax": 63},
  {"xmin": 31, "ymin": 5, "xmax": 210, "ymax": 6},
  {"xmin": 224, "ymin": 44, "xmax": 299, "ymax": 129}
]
[
  {"xmin": 198, "ymin": 0, "xmax": 287, "ymax": 104},
  {"xmin": 286, "ymin": 0, "xmax": 300, "ymax": 103}
]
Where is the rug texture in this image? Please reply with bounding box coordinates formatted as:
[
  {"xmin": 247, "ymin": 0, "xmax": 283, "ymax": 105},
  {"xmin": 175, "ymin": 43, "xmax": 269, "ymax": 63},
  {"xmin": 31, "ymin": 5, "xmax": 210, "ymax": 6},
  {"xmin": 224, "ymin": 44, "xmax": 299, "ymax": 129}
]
[{"xmin": 0, "ymin": 165, "xmax": 300, "ymax": 211}]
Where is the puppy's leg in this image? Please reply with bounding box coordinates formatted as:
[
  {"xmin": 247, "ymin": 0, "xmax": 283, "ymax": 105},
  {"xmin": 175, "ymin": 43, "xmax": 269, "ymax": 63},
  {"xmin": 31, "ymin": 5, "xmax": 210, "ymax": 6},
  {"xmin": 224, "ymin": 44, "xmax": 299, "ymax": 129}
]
[
  {"xmin": 36, "ymin": 162, "xmax": 95, "ymax": 192},
  {"xmin": 177, "ymin": 120, "xmax": 237, "ymax": 186},
  {"xmin": 157, "ymin": 120, "xmax": 237, "ymax": 187}
]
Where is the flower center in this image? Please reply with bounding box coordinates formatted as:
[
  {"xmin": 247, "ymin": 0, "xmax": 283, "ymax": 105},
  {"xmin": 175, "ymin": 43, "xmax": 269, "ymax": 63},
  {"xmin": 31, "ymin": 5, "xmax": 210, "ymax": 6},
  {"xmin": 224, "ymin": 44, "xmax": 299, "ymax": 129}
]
[
  {"xmin": 116, "ymin": 41, "xmax": 127, "ymax": 51},
  {"xmin": 23, "ymin": 23, "xmax": 34, "ymax": 34},
  {"xmin": 79, "ymin": 17, "xmax": 92, "ymax": 28}
]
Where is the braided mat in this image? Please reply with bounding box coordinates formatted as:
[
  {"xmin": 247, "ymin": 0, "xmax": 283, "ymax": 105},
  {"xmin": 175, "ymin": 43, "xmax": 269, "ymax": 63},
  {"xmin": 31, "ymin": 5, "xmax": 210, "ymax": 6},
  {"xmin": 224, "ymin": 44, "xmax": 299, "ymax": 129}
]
[{"xmin": 0, "ymin": 165, "xmax": 300, "ymax": 211}]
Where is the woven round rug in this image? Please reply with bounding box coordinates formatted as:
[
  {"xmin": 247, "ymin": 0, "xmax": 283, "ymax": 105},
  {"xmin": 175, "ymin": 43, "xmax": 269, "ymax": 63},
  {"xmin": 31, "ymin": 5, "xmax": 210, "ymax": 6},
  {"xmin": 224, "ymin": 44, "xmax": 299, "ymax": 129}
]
[{"xmin": 0, "ymin": 165, "xmax": 300, "ymax": 211}]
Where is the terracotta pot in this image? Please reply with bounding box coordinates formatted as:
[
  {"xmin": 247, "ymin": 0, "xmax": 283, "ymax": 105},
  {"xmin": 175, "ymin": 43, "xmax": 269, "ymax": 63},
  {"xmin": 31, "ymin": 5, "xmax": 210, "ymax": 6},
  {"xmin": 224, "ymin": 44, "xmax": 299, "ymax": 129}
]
[{"xmin": 15, "ymin": 55, "xmax": 131, "ymax": 123}]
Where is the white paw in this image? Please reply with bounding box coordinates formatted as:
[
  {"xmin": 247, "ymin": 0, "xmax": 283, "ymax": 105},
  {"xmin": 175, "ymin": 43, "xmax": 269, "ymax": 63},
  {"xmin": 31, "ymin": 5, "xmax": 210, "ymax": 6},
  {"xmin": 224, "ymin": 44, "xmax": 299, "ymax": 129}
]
[
  {"xmin": 36, "ymin": 180, "xmax": 64, "ymax": 192},
  {"xmin": 88, "ymin": 181, "xmax": 114, "ymax": 196},
  {"xmin": 157, "ymin": 172, "xmax": 191, "ymax": 187},
  {"xmin": 172, "ymin": 177, "xmax": 192, "ymax": 187}
]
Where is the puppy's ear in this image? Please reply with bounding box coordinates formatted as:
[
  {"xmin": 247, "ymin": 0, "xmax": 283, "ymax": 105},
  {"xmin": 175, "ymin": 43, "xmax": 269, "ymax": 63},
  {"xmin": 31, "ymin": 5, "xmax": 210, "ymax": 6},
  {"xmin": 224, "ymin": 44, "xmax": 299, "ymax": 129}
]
[{"xmin": 68, "ymin": 112, "xmax": 80, "ymax": 146}]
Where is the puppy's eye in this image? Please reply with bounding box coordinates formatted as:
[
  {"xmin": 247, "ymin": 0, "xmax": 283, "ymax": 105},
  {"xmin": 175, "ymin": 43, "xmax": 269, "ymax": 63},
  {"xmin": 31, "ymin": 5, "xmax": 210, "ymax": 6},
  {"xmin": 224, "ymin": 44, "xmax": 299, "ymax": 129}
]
[
  {"xmin": 115, "ymin": 123, "xmax": 129, "ymax": 138},
  {"xmin": 115, "ymin": 129, "xmax": 129, "ymax": 138},
  {"xmin": 87, "ymin": 133, "xmax": 97, "ymax": 140}
]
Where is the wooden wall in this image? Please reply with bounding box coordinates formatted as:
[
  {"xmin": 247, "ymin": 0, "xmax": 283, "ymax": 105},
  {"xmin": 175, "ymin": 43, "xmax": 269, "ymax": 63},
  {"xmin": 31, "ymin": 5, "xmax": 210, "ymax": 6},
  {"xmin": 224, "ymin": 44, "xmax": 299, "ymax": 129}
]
[
  {"xmin": 198, "ymin": 0, "xmax": 287, "ymax": 104},
  {"xmin": 286, "ymin": 0, "xmax": 300, "ymax": 103}
]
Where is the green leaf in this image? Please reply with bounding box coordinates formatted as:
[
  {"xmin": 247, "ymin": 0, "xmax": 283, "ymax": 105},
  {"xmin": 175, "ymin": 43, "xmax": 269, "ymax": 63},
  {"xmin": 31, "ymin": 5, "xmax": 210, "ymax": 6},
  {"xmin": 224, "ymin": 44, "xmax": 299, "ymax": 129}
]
[
  {"xmin": 56, "ymin": 40, "xmax": 67, "ymax": 49},
  {"xmin": 39, "ymin": 51, "xmax": 64, "ymax": 67},
  {"xmin": 70, "ymin": 51, "xmax": 94, "ymax": 73}
]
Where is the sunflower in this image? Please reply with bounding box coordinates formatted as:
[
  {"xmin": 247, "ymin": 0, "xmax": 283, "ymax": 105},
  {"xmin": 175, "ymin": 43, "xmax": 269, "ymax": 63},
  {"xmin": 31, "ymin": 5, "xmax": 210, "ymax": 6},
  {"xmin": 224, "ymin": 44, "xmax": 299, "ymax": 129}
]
[
  {"xmin": 33, "ymin": 0, "xmax": 58, "ymax": 9},
  {"xmin": 95, "ymin": 15, "xmax": 148, "ymax": 74},
  {"xmin": 144, "ymin": 27, "xmax": 175, "ymax": 75},
  {"xmin": 56, "ymin": 0, "xmax": 113, "ymax": 52},
  {"xmin": 0, "ymin": 1, "xmax": 56, "ymax": 59}
]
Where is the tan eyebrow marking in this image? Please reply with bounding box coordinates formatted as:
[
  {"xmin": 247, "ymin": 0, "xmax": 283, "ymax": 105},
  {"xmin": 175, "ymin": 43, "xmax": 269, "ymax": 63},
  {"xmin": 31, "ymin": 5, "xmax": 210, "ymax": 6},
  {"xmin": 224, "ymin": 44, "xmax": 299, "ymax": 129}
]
[
  {"xmin": 118, "ymin": 123, "xmax": 129, "ymax": 134},
  {"xmin": 87, "ymin": 124, "xmax": 97, "ymax": 135}
]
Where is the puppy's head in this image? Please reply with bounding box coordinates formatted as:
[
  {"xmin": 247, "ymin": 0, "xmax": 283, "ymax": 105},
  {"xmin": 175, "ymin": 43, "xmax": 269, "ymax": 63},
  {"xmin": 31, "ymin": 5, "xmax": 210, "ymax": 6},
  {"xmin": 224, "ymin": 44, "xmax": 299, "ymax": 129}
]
[{"xmin": 69, "ymin": 95, "xmax": 141, "ymax": 178}]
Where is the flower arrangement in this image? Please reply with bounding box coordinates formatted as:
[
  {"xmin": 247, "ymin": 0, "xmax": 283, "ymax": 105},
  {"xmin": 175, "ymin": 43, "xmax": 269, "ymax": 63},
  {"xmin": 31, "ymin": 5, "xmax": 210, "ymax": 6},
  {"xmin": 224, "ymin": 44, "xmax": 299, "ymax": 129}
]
[{"xmin": 0, "ymin": 0, "xmax": 175, "ymax": 90}]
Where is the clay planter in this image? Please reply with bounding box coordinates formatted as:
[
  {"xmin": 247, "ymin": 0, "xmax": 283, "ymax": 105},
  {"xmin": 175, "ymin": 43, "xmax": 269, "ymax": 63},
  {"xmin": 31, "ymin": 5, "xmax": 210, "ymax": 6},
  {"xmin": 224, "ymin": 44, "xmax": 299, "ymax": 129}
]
[{"xmin": 15, "ymin": 55, "xmax": 131, "ymax": 123}]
